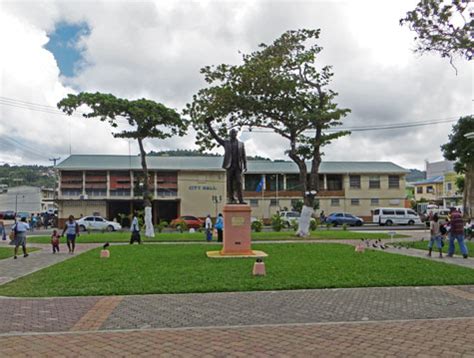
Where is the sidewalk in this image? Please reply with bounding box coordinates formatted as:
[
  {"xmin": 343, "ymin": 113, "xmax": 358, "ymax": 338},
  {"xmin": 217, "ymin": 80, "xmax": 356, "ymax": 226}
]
[
  {"xmin": 0, "ymin": 286, "xmax": 473, "ymax": 356},
  {"xmin": 0, "ymin": 242, "xmax": 99, "ymax": 285}
]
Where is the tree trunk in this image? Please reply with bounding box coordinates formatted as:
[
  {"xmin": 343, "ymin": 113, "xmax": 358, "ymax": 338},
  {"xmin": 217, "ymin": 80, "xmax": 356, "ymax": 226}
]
[
  {"xmin": 137, "ymin": 138, "xmax": 154, "ymax": 237},
  {"xmin": 465, "ymin": 163, "xmax": 474, "ymax": 219}
]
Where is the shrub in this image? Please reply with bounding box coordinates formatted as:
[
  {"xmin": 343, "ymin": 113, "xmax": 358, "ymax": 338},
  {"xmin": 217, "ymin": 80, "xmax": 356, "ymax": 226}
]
[
  {"xmin": 251, "ymin": 220, "xmax": 263, "ymax": 232},
  {"xmin": 326, "ymin": 222, "xmax": 332, "ymax": 230},
  {"xmin": 342, "ymin": 223, "xmax": 348, "ymax": 231},
  {"xmin": 310, "ymin": 220, "xmax": 318, "ymax": 231},
  {"xmin": 157, "ymin": 221, "xmax": 168, "ymax": 233},
  {"xmin": 271, "ymin": 214, "xmax": 284, "ymax": 232},
  {"xmin": 290, "ymin": 219, "xmax": 299, "ymax": 231},
  {"xmin": 177, "ymin": 221, "xmax": 188, "ymax": 233}
]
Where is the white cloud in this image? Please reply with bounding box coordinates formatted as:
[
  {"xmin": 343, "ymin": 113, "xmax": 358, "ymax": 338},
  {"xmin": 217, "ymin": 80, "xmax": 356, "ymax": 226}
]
[{"xmin": 0, "ymin": 0, "xmax": 472, "ymax": 170}]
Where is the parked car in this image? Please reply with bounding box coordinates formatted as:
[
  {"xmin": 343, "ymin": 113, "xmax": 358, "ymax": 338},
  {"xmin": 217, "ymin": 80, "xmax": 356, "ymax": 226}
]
[
  {"xmin": 170, "ymin": 215, "xmax": 204, "ymax": 229},
  {"xmin": 3, "ymin": 211, "xmax": 16, "ymax": 220},
  {"xmin": 279, "ymin": 211, "xmax": 316, "ymax": 227},
  {"xmin": 325, "ymin": 212, "xmax": 364, "ymax": 226},
  {"xmin": 16, "ymin": 212, "xmax": 30, "ymax": 220},
  {"xmin": 76, "ymin": 216, "xmax": 122, "ymax": 232},
  {"xmin": 372, "ymin": 208, "xmax": 422, "ymax": 226}
]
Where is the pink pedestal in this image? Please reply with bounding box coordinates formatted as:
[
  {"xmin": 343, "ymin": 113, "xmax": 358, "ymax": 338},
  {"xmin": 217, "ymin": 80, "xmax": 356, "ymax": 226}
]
[
  {"xmin": 100, "ymin": 250, "xmax": 110, "ymax": 258},
  {"xmin": 253, "ymin": 262, "xmax": 266, "ymax": 276},
  {"xmin": 221, "ymin": 204, "xmax": 253, "ymax": 255}
]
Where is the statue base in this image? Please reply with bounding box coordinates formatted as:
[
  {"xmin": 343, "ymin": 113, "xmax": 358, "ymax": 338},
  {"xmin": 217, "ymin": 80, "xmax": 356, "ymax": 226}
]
[{"xmin": 206, "ymin": 204, "xmax": 267, "ymax": 259}]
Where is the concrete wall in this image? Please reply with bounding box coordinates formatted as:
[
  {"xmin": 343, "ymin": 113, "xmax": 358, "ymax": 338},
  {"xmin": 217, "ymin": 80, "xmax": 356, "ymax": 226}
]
[
  {"xmin": 58, "ymin": 200, "xmax": 107, "ymax": 225},
  {"xmin": 178, "ymin": 171, "xmax": 226, "ymax": 218}
]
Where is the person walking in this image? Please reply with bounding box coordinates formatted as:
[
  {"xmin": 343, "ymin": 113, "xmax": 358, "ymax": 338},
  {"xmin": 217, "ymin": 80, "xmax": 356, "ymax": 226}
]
[
  {"xmin": 427, "ymin": 213, "xmax": 443, "ymax": 258},
  {"xmin": 9, "ymin": 217, "xmax": 30, "ymax": 259},
  {"xmin": 215, "ymin": 213, "xmax": 224, "ymax": 243},
  {"xmin": 61, "ymin": 215, "xmax": 79, "ymax": 254},
  {"xmin": 130, "ymin": 212, "xmax": 141, "ymax": 244},
  {"xmin": 205, "ymin": 215, "xmax": 213, "ymax": 242},
  {"xmin": 447, "ymin": 207, "xmax": 468, "ymax": 259}
]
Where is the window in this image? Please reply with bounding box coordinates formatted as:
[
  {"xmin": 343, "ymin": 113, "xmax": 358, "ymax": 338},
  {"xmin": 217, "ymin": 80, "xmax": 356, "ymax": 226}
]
[
  {"xmin": 331, "ymin": 199, "xmax": 340, "ymax": 206},
  {"xmin": 95, "ymin": 217, "xmax": 104, "ymax": 222},
  {"xmin": 369, "ymin": 176, "xmax": 380, "ymax": 189},
  {"xmin": 373, "ymin": 209, "xmax": 380, "ymax": 215},
  {"xmin": 447, "ymin": 183, "xmax": 452, "ymax": 191},
  {"xmin": 61, "ymin": 189, "xmax": 82, "ymax": 196},
  {"xmin": 416, "ymin": 187, "xmax": 423, "ymax": 194},
  {"xmin": 249, "ymin": 199, "xmax": 259, "ymax": 207},
  {"xmin": 84, "ymin": 217, "xmax": 94, "ymax": 222},
  {"xmin": 351, "ymin": 199, "xmax": 360, "ymax": 206},
  {"xmin": 371, "ymin": 198, "xmax": 379, "ymax": 206},
  {"xmin": 349, "ymin": 175, "xmax": 361, "ymax": 189},
  {"xmin": 327, "ymin": 175, "xmax": 343, "ymax": 190},
  {"xmin": 395, "ymin": 210, "xmax": 405, "ymax": 215},
  {"xmin": 270, "ymin": 199, "xmax": 278, "ymax": 206},
  {"xmin": 426, "ymin": 186, "xmax": 434, "ymax": 193},
  {"xmin": 407, "ymin": 210, "xmax": 417, "ymax": 216},
  {"xmin": 388, "ymin": 175, "xmax": 400, "ymax": 189},
  {"xmin": 382, "ymin": 209, "xmax": 395, "ymax": 215}
]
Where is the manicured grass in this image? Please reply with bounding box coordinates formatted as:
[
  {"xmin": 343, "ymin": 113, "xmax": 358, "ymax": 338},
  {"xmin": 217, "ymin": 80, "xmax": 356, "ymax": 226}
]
[
  {"xmin": 0, "ymin": 247, "xmax": 39, "ymax": 260},
  {"xmin": 0, "ymin": 243, "xmax": 472, "ymax": 297},
  {"xmin": 401, "ymin": 239, "xmax": 474, "ymax": 256},
  {"xmin": 27, "ymin": 230, "xmax": 407, "ymax": 244}
]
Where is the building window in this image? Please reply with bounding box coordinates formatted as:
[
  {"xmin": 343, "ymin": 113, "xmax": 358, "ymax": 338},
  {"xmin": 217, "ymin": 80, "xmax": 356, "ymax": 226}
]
[
  {"xmin": 85, "ymin": 189, "xmax": 106, "ymax": 197},
  {"xmin": 327, "ymin": 175, "xmax": 343, "ymax": 190},
  {"xmin": 371, "ymin": 198, "xmax": 379, "ymax": 206},
  {"xmin": 426, "ymin": 186, "xmax": 434, "ymax": 193},
  {"xmin": 286, "ymin": 174, "xmax": 303, "ymax": 191},
  {"xmin": 349, "ymin": 175, "xmax": 361, "ymax": 189},
  {"xmin": 446, "ymin": 183, "xmax": 452, "ymax": 191},
  {"xmin": 270, "ymin": 199, "xmax": 279, "ymax": 206},
  {"xmin": 369, "ymin": 175, "xmax": 380, "ymax": 189},
  {"xmin": 351, "ymin": 198, "xmax": 360, "ymax": 206},
  {"xmin": 331, "ymin": 198, "xmax": 340, "ymax": 206},
  {"xmin": 61, "ymin": 189, "xmax": 82, "ymax": 196},
  {"xmin": 388, "ymin": 175, "xmax": 400, "ymax": 189},
  {"xmin": 249, "ymin": 199, "xmax": 259, "ymax": 207},
  {"xmin": 416, "ymin": 187, "xmax": 423, "ymax": 194}
]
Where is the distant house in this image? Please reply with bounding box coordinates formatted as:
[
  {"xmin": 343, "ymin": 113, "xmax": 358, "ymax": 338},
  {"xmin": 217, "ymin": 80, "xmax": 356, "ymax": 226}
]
[
  {"xmin": 413, "ymin": 160, "xmax": 462, "ymax": 207},
  {"xmin": 0, "ymin": 186, "xmax": 55, "ymax": 213}
]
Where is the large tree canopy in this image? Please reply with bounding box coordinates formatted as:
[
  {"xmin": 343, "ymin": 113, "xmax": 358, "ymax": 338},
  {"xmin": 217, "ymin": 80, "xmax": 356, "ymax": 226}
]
[
  {"xmin": 401, "ymin": 0, "xmax": 473, "ymax": 73},
  {"xmin": 441, "ymin": 115, "xmax": 474, "ymax": 217},
  {"xmin": 186, "ymin": 29, "xmax": 350, "ymax": 235},
  {"xmin": 58, "ymin": 92, "xmax": 186, "ymax": 235}
]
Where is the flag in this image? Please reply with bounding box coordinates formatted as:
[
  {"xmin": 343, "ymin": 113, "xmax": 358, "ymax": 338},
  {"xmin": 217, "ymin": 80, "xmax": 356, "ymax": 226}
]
[{"xmin": 256, "ymin": 176, "xmax": 265, "ymax": 192}]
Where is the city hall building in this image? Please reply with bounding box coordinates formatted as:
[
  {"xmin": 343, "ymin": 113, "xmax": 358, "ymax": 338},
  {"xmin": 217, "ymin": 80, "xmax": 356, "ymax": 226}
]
[{"xmin": 56, "ymin": 155, "xmax": 409, "ymax": 225}]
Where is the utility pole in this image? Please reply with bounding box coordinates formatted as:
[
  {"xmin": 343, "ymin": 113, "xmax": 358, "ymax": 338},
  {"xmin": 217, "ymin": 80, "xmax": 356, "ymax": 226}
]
[{"xmin": 49, "ymin": 157, "xmax": 61, "ymax": 166}]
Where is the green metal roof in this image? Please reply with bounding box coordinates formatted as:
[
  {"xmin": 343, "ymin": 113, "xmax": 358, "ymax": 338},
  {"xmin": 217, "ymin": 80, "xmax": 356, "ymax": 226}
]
[{"xmin": 57, "ymin": 155, "xmax": 409, "ymax": 174}]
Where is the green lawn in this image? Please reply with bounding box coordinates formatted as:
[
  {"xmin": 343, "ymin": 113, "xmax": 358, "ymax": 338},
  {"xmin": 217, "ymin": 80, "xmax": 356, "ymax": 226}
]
[
  {"xmin": 27, "ymin": 230, "xmax": 407, "ymax": 244},
  {"xmin": 402, "ymin": 239, "xmax": 473, "ymax": 256},
  {"xmin": 0, "ymin": 243, "xmax": 472, "ymax": 297},
  {"xmin": 0, "ymin": 247, "xmax": 39, "ymax": 260}
]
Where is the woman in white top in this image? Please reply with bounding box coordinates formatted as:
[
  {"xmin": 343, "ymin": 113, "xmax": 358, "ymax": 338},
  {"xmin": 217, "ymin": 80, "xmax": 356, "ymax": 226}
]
[{"xmin": 9, "ymin": 217, "xmax": 30, "ymax": 259}]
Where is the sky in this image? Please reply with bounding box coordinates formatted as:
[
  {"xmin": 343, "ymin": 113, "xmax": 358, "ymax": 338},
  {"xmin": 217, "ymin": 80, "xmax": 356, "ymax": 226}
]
[{"xmin": 0, "ymin": 0, "xmax": 472, "ymax": 170}]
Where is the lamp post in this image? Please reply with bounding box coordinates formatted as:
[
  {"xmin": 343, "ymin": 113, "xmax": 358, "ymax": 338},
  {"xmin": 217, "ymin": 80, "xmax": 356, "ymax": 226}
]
[{"xmin": 212, "ymin": 195, "xmax": 222, "ymax": 218}]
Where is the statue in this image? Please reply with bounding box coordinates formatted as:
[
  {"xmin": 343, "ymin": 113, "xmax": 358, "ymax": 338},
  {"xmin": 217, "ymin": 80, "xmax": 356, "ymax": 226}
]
[{"xmin": 205, "ymin": 117, "xmax": 247, "ymax": 204}]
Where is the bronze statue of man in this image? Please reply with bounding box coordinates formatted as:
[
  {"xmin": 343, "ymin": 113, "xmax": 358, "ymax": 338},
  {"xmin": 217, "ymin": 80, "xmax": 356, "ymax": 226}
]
[{"xmin": 205, "ymin": 118, "xmax": 247, "ymax": 204}]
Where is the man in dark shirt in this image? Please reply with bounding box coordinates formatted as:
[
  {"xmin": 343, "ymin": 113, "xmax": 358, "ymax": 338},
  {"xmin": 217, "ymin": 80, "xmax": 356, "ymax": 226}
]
[{"xmin": 447, "ymin": 207, "xmax": 468, "ymax": 258}]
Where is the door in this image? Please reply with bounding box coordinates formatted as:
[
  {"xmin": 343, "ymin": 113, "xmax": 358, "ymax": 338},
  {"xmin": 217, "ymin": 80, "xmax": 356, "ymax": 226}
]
[{"xmin": 94, "ymin": 217, "xmax": 107, "ymax": 230}]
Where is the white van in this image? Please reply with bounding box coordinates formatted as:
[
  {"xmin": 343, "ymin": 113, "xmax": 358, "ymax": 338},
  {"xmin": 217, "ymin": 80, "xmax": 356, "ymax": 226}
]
[{"xmin": 373, "ymin": 208, "xmax": 422, "ymax": 226}]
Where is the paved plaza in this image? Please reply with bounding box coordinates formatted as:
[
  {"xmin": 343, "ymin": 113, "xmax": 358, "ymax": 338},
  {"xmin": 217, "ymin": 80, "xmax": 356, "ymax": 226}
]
[{"xmin": 0, "ymin": 236, "xmax": 473, "ymax": 356}]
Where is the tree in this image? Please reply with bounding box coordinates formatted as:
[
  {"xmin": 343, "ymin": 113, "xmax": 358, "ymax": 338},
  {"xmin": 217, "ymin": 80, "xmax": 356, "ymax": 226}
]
[
  {"xmin": 58, "ymin": 92, "xmax": 186, "ymax": 236},
  {"xmin": 401, "ymin": 0, "xmax": 473, "ymax": 74},
  {"xmin": 441, "ymin": 115, "xmax": 474, "ymax": 217},
  {"xmin": 186, "ymin": 29, "xmax": 350, "ymax": 236}
]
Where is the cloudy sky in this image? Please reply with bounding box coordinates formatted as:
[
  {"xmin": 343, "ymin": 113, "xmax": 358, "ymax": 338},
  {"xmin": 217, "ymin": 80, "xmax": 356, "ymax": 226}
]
[{"xmin": 0, "ymin": 0, "xmax": 472, "ymax": 170}]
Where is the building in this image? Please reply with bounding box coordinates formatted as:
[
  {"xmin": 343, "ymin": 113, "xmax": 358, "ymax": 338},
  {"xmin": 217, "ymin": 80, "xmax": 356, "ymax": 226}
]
[
  {"xmin": 413, "ymin": 160, "xmax": 462, "ymax": 207},
  {"xmin": 55, "ymin": 155, "xmax": 409, "ymax": 225},
  {"xmin": 0, "ymin": 186, "xmax": 55, "ymax": 214}
]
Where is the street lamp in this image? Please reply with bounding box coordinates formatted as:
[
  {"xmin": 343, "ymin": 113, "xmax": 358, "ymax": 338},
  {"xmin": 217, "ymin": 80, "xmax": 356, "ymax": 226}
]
[{"xmin": 212, "ymin": 195, "xmax": 222, "ymax": 218}]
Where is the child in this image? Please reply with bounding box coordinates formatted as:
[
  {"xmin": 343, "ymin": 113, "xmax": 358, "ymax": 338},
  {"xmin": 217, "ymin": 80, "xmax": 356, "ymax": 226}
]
[
  {"xmin": 428, "ymin": 213, "xmax": 443, "ymax": 258},
  {"xmin": 51, "ymin": 229, "xmax": 60, "ymax": 254}
]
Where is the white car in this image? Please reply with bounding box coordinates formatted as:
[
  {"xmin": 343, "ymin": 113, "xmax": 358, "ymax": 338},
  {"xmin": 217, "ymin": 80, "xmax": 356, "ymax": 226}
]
[
  {"xmin": 279, "ymin": 211, "xmax": 316, "ymax": 227},
  {"xmin": 77, "ymin": 216, "xmax": 122, "ymax": 232}
]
